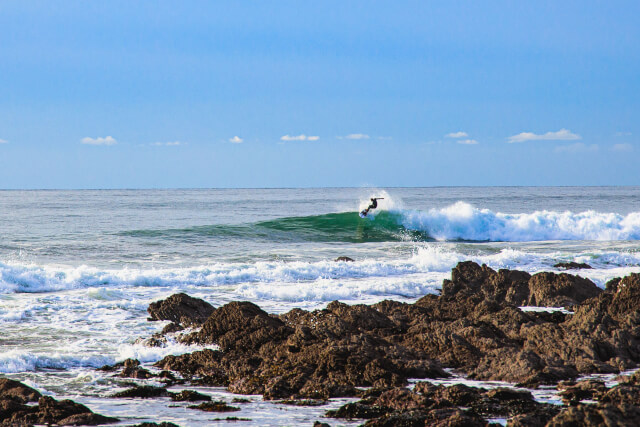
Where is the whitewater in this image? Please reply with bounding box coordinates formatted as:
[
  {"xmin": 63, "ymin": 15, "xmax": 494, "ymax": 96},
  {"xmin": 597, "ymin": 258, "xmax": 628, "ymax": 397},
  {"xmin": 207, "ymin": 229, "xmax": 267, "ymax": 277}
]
[{"xmin": 1, "ymin": 187, "xmax": 640, "ymax": 425}]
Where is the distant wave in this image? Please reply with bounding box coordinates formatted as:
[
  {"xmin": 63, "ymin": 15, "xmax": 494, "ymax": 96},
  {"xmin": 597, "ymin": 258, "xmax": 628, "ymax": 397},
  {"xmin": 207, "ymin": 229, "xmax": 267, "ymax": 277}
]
[{"xmin": 120, "ymin": 202, "xmax": 640, "ymax": 243}]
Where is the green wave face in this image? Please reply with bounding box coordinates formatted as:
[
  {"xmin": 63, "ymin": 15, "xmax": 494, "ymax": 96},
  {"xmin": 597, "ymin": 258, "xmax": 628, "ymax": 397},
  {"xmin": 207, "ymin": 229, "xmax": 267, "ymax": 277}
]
[{"xmin": 120, "ymin": 211, "xmax": 431, "ymax": 243}]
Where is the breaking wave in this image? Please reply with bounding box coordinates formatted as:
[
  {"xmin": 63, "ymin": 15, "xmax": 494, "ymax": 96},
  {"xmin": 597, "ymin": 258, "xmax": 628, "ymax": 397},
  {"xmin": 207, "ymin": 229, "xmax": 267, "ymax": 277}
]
[{"xmin": 120, "ymin": 202, "xmax": 640, "ymax": 243}]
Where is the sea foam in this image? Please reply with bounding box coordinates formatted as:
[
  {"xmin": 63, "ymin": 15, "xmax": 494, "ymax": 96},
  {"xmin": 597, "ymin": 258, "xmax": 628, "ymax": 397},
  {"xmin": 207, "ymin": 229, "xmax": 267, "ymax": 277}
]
[{"xmin": 396, "ymin": 202, "xmax": 640, "ymax": 241}]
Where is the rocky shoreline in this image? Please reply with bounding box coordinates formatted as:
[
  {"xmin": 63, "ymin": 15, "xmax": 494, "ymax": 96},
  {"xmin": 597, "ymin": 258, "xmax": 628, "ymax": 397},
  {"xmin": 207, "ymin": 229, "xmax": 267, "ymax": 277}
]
[{"xmin": 2, "ymin": 261, "xmax": 640, "ymax": 426}]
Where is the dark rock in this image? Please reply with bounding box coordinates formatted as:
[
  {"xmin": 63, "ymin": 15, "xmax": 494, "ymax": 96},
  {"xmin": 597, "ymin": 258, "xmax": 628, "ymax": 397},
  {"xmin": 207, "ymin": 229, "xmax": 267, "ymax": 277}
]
[
  {"xmin": 547, "ymin": 402, "xmax": 640, "ymax": 427},
  {"xmin": 162, "ymin": 322, "xmax": 184, "ymax": 334},
  {"xmin": 110, "ymin": 385, "xmax": 169, "ymax": 398},
  {"xmin": 554, "ymin": 262, "xmax": 592, "ymax": 270},
  {"xmin": 508, "ymin": 406, "xmax": 562, "ymax": 427},
  {"xmin": 0, "ymin": 378, "xmax": 42, "ymax": 403},
  {"xmin": 56, "ymin": 412, "xmax": 119, "ymax": 426},
  {"xmin": 140, "ymin": 263, "xmax": 640, "ymax": 423},
  {"xmin": 0, "ymin": 394, "xmax": 118, "ymax": 426},
  {"xmin": 188, "ymin": 401, "xmax": 240, "ymax": 412},
  {"xmin": 169, "ymin": 390, "xmax": 211, "ymax": 402},
  {"xmin": 277, "ymin": 399, "xmax": 327, "ymax": 406},
  {"xmin": 558, "ymin": 379, "xmax": 607, "ymax": 405},
  {"xmin": 364, "ymin": 408, "xmax": 485, "ymax": 427},
  {"xmin": 527, "ymin": 272, "xmax": 601, "ymax": 308},
  {"xmin": 485, "ymin": 388, "xmax": 534, "ymax": 402},
  {"xmin": 158, "ymin": 370, "xmax": 177, "ymax": 380},
  {"xmin": 335, "ymin": 256, "xmax": 354, "ymax": 262},
  {"xmin": 190, "ymin": 301, "xmax": 293, "ymax": 351},
  {"xmin": 0, "ymin": 398, "xmax": 30, "ymax": 421},
  {"xmin": 123, "ymin": 358, "xmax": 140, "ymax": 368},
  {"xmin": 313, "ymin": 422, "xmax": 331, "ymax": 427},
  {"xmin": 148, "ymin": 293, "xmax": 215, "ymax": 327},
  {"xmin": 326, "ymin": 402, "xmax": 389, "ymax": 419},
  {"xmin": 120, "ymin": 367, "xmax": 154, "ymax": 379},
  {"xmin": 155, "ymin": 349, "xmax": 229, "ymax": 386},
  {"xmin": 605, "ymin": 277, "xmax": 621, "ymax": 293},
  {"xmin": 374, "ymin": 388, "xmax": 432, "ymax": 411}
]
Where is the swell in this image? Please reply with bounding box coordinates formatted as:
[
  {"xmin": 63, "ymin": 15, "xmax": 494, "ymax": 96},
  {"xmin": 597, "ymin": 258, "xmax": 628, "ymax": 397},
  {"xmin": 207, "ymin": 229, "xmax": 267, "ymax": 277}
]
[
  {"xmin": 119, "ymin": 202, "xmax": 640, "ymax": 244},
  {"xmin": 119, "ymin": 211, "xmax": 426, "ymax": 243}
]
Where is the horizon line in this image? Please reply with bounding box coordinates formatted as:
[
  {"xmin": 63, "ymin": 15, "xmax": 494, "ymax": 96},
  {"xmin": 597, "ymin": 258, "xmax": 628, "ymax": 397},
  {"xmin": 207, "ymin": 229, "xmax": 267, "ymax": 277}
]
[{"xmin": 0, "ymin": 184, "xmax": 637, "ymax": 191}]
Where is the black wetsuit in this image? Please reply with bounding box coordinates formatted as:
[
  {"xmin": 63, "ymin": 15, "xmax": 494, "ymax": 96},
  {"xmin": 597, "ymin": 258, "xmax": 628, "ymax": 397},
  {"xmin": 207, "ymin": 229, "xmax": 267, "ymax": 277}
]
[{"xmin": 361, "ymin": 198, "xmax": 380, "ymax": 216}]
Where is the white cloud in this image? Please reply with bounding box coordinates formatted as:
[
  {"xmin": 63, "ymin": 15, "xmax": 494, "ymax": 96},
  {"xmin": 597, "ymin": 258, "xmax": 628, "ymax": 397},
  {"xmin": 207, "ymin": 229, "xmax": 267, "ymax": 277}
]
[
  {"xmin": 0, "ymin": 139, "xmax": 8, "ymax": 144},
  {"xmin": 280, "ymin": 134, "xmax": 319, "ymax": 141},
  {"xmin": 81, "ymin": 136, "xmax": 117, "ymax": 146},
  {"xmin": 554, "ymin": 143, "xmax": 598, "ymax": 153},
  {"xmin": 457, "ymin": 139, "xmax": 478, "ymax": 145},
  {"xmin": 339, "ymin": 133, "xmax": 370, "ymax": 140},
  {"xmin": 612, "ymin": 143, "xmax": 633, "ymax": 152},
  {"xmin": 151, "ymin": 141, "xmax": 183, "ymax": 146},
  {"xmin": 446, "ymin": 131, "xmax": 468, "ymax": 138},
  {"xmin": 615, "ymin": 131, "xmax": 632, "ymax": 137},
  {"xmin": 229, "ymin": 136, "xmax": 243, "ymax": 143},
  {"xmin": 507, "ymin": 128, "xmax": 581, "ymax": 143}
]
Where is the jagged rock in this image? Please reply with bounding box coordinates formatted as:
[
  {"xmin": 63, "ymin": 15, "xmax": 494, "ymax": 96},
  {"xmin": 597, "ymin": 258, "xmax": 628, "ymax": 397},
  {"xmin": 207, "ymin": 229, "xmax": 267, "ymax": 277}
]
[
  {"xmin": 110, "ymin": 385, "xmax": 169, "ymax": 398},
  {"xmin": 155, "ymin": 349, "xmax": 229, "ymax": 386},
  {"xmin": 547, "ymin": 402, "xmax": 640, "ymax": 426},
  {"xmin": 437, "ymin": 261, "xmax": 601, "ymax": 308},
  {"xmin": 508, "ymin": 406, "xmax": 562, "ymax": 427},
  {"xmin": 162, "ymin": 322, "xmax": 184, "ymax": 334},
  {"xmin": 558, "ymin": 379, "xmax": 608, "ymax": 404},
  {"xmin": 190, "ymin": 301, "xmax": 293, "ymax": 351},
  {"xmin": 0, "ymin": 392, "xmax": 118, "ymax": 426},
  {"xmin": 156, "ymin": 299, "xmax": 446, "ymax": 400},
  {"xmin": 143, "ymin": 262, "xmax": 640, "ymax": 423},
  {"xmin": 169, "ymin": 390, "xmax": 211, "ymax": 402},
  {"xmin": 527, "ymin": 271, "xmax": 601, "ymax": 308},
  {"xmin": 364, "ymin": 408, "xmax": 485, "ymax": 427},
  {"xmin": 326, "ymin": 402, "xmax": 389, "ymax": 419},
  {"xmin": 147, "ymin": 293, "xmax": 215, "ymax": 327},
  {"xmin": 374, "ymin": 388, "xmax": 432, "ymax": 411},
  {"xmin": 554, "ymin": 262, "xmax": 592, "ymax": 270},
  {"xmin": 0, "ymin": 378, "xmax": 42, "ymax": 403},
  {"xmin": 188, "ymin": 401, "xmax": 240, "ymax": 412}
]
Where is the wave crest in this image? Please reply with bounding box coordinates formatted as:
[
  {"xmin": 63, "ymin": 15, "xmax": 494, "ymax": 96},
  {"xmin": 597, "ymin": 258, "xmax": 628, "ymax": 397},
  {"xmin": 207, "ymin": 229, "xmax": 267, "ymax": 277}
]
[{"xmin": 399, "ymin": 201, "xmax": 640, "ymax": 241}]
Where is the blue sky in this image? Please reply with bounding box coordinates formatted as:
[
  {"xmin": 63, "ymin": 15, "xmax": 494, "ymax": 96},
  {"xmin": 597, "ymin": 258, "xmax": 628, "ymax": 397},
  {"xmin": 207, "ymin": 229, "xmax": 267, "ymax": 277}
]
[{"xmin": 0, "ymin": 1, "xmax": 638, "ymax": 188}]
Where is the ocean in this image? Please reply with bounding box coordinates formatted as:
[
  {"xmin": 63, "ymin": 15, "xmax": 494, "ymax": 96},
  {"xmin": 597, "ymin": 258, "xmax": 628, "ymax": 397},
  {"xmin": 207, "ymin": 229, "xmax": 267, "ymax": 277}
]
[{"xmin": 2, "ymin": 186, "xmax": 640, "ymax": 425}]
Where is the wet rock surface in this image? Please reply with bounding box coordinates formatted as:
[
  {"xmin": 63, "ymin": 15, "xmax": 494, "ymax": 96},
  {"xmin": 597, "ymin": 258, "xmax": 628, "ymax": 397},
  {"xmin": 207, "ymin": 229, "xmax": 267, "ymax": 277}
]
[
  {"xmin": 111, "ymin": 385, "xmax": 169, "ymax": 399},
  {"xmin": 327, "ymin": 383, "xmax": 558, "ymax": 425},
  {"xmin": 101, "ymin": 261, "xmax": 640, "ymax": 425},
  {"xmin": 169, "ymin": 390, "xmax": 211, "ymax": 402},
  {"xmin": 147, "ymin": 292, "xmax": 215, "ymax": 327},
  {"xmin": 188, "ymin": 401, "xmax": 240, "ymax": 412},
  {"xmin": 0, "ymin": 379, "xmax": 117, "ymax": 426},
  {"xmin": 131, "ymin": 423, "xmax": 180, "ymax": 427},
  {"xmin": 553, "ymin": 262, "xmax": 592, "ymax": 270}
]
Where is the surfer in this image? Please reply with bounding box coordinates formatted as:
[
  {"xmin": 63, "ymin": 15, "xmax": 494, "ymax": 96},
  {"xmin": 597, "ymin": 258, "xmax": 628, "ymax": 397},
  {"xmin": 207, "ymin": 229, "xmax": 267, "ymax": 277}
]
[{"xmin": 360, "ymin": 198, "xmax": 384, "ymax": 217}]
